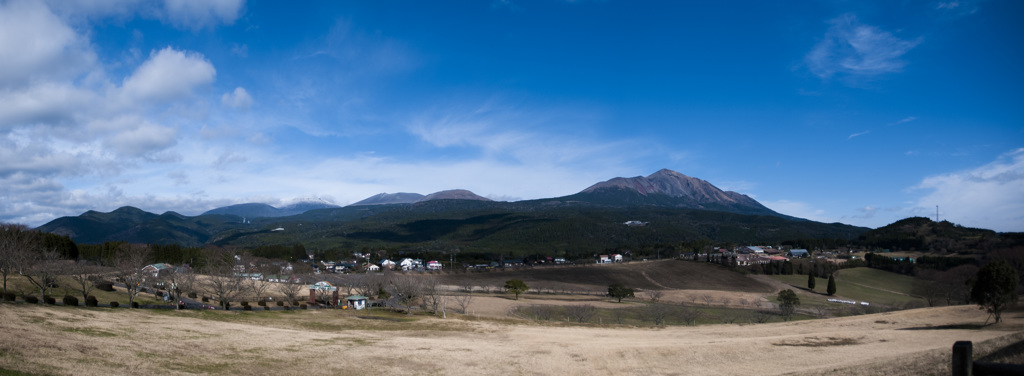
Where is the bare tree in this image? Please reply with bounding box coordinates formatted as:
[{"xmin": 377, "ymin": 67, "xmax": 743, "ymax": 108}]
[
  {"xmin": 611, "ymin": 308, "xmax": 628, "ymax": 325},
  {"xmin": 452, "ymin": 293, "xmax": 474, "ymax": 314},
  {"xmin": 420, "ymin": 276, "xmax": 444, "ymax": 315},
  {"xmin": 174, "ymin": 266, "xmax": 197, "ymax": 298},
  {"xmin": 647, "ymin": 290, "xmax": 664, "ymax": 303},
  {"xmin": 566, "ymin": 304, "xmax": 598, "ymax": 323},
  {"xmin": 750, "ymin": 310, "xmax": 773, "ymax": 323},
  {"xmin": 22, "ymin": 248, "xmax": 62, "ymax": 304},
  {"xmin": 245, "ymin": 258, "xmax": 275, "ymax": 304},
  {"xmin": 678, "ymin": 306, "xmax": 703, "ymax": 326},
  {"xmin": 66, "ymin": 261, "xmax": 102, "ymax": 303},
  {"xmin": 202, "ymin": 247, "xmax": 244, "ymax": 309},
  {"xmin": 0, "ymin": 223, "xmax": 32, "ymax": 297},
  {"xmin": 718, "ymin": 311, "xmax": 740, "ymax": 324},
  {"xmin": 460, "ymin": 280, "xmax": 474, "ymax": 293},
  {"xmin": 701, "ymin": 294, "xmax": 714, "ymax": 306},
  {"xmin": 521, "ymin": 305, "xmax": 558, "ymax": 321},
  {"xmin": 276, "ymin": 279, "xmax": 307, "ymax": 306},
  {"xmin": 114, "ymin": 244, "xmax": 152, "ymax": 308},
  {"xmin": 386, "ymin": 275, "xmax": 422, "ymax": 315},
  {"xmin": 641, "ymin": 303, "xmax": 675, "ymax": 326}
]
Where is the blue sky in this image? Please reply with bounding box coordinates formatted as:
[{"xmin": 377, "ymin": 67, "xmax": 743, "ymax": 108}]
[{"xmin": 1, "ymin": 0, "xmax": 1022, "ymax": 232}]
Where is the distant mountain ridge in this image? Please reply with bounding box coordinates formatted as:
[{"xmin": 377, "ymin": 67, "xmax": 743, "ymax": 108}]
[
  {"xmin": 201, "ymin": 199, "xmax": 340, "ymax": 218},
  {"xmin": 35, "ymin": 169, "xmax": 845, "ymax": 247},
  {"xmin": 417, "ymin": 189, "xmax": 491, "ymax": 202},
  {"xmin": 567, "ymin": 169, "xmax": 788, "ymax": 218},
  {"xmin": 351, "ymin": 192, "xmax": 425, "ymax": 206}
]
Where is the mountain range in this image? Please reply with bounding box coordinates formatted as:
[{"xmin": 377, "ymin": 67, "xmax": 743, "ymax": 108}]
[{"xmin": 36, "ymin": 169, "xmax": 860, "ymax": 251}]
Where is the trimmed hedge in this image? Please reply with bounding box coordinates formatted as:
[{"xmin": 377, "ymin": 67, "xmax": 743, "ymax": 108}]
[
  {"xmin": 276, "ymin": 301, "xmax": 284, "ymax": 307},
  {"xmin": 2, "ymin": 292, "xmax": 15, "ymax": 302},
  {"xmin": 257, "ymin": 300, "xmax": 266, "ymax": 307},
  {"xmin": 131, "ymin": 302, "xmax": 139, "ymax": 308},
  {"xmin": 86, "ymin": 296, "xmax": 98, "ymax": 307},
  {"xmin": 44, "ymin": 296, "xmax": 56, "ymax": 305},
  {"xmin": 24, "ymin": 296, "xmax": 39, "ymax": 304},
  {"xmin": 300, "ymin": 304, "xmax": 307, "ymax": 310},
  {"xmin": 62, "ymin": 295, "xmax": 79, "ymax": 306},
  {"xmin": 243, "ymin": 305, "xmax": 253, "ymax": 311},
  {"xmin": 95, "ymin": 281, "xmax": 115, "ymax": 292},
  {"xmin": 187, "ymin": 292, "xmax": 197, "ymax": 299},
  {"xmin": 109, "ymin": 301, "xmax": 119, "ymax": 308}
]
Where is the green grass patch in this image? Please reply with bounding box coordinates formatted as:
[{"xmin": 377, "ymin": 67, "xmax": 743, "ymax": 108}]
[
  {"xmin": 769, "ymin": 268, "xmax": 925, "ymax": 307},
  {"xmin": 60, "ymin": 327, "xmax": 118, "ymax": 337},
  {"xmin": 0, "ymin": 368, "xmax": 35, "ymax": 376}
]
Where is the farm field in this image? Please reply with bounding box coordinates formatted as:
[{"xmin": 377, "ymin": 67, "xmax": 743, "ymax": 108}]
[
  {"xmin": 436, "ymin": 259, "xmax": 775, "ymax": 294},
  {"xmin": 1, "ymin": 302, "xmax": 1022, "ymax": 375},
  {"xmin": 768, "ymin": 267, "xmax": 926, "ymax": 308}
]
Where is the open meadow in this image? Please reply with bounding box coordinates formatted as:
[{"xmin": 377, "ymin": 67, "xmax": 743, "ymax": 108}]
[
  {"xmin": 2, "ymin": 259, "xmax": 1022, "ymax": 375},
  {"xmin": 1, "ymin": 302, "xmax": 1023, "ymax": 376}
]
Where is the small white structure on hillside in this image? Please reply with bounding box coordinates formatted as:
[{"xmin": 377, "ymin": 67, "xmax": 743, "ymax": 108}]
[{"xmin": 346, "ymin": 295, "xmax": 368, "ymax": 310}]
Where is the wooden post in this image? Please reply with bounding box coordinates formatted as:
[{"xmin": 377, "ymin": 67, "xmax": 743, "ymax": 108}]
[{"xmin": 952, "ymin": 341, "xmax": 973, "ymax": 376}]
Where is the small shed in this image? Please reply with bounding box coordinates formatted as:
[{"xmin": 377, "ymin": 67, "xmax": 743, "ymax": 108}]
[{"xmin": 346, "ymin": 295, "xmax": 368, "ymax": 310}]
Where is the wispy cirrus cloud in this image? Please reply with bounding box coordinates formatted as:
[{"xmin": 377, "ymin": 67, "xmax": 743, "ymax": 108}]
[
  {"xmin": 889, "ymin": 116, "xmax": 918, "ymax": 126},
  {"xmin": 848, "ymin": 130, "xmax": 871, "ymax": 140},
  {"xmin": 805, "ymin": 14, "xmax": 922, "ymax": 80}
]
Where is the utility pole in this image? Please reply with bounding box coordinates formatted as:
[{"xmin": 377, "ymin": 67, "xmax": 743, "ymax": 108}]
[{"xmin": 936, "ymin": 205, "xmax": 939, "ymax": 222}]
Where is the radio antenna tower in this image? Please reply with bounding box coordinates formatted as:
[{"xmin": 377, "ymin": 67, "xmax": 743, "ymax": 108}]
[{"xmin": 935, "ymin": 206, "xmax": 939, "ymax": 222}]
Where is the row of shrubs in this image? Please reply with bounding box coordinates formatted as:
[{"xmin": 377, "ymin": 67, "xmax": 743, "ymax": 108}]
[
  {"xmin": 4, "ymin": 293, "xmax": 138, "ymax": 308},
  {"xmin": 5, "ymin": 292, "xmax": 312, "ymax": 311}
]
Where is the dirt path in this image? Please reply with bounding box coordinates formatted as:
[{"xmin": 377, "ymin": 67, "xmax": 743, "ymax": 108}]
[{"xmin": 641, "ymin": 270, "xmax": 671, "ymax": 290}]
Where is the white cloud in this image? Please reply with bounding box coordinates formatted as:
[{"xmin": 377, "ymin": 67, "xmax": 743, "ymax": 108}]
[
  {"xmin": 0, "ymin": 83, "xmax": 96, "ymax": 130},
  {"xmin": 102, "ymin": 120, "xmax": 178, "ymax": 157},
  {"xmin": 848, "ymin": 130, "xmax": 870, "ymax": 140},
  {"xmin": 806, "ymin": 14, "xmax": 921, "ymax": 80},
  {"xmin": 121, "ymin": 47, "xmax": 216, "ymax": 104},
  {"xmin": 407, "ymin": 102, "xmax": 633, "ymax": 167},
  {"xmin": 0, "ymin": 1, "xmax": 97, "ymax": 88},
  {"xmin": 221, "ymin": 87, "xmax": 253, "ymax": 110},
  {"xmin": 911, "ymin": 148, "xmax": 1024, "ymax": 232},
  {"xmin": 160, "ymin": 0, "xmax": 245, "ymax": 30},
  {"xmin": 889, "ymin": 116, "xmax": 918, "ymax": 126}
]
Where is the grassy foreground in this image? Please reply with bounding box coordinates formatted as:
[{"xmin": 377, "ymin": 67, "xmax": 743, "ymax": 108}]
[{"xmin": 2, "ymin": 301, "xmax": 1022, "ymax": 375}]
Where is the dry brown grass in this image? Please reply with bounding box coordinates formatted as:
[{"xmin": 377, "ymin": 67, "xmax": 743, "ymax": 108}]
[{"xmin": 1, "ymin": 302, "xmax": 1021, "ymax": 375}]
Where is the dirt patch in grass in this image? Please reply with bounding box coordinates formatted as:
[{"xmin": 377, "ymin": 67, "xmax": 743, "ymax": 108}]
[{"xmin": 773, "ymin": 336, "xmax": 863, "ymax": 347}]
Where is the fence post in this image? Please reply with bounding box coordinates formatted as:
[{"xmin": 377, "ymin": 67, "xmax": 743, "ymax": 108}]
[{"xmin": 952, "ymin": 341, "xmax": 973, "ymax": 376}]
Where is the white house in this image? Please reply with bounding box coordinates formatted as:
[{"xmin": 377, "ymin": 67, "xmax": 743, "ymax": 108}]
[
  {"xmin": 380, "ymin": 259, "xmax": 396, "ymax": 269},
  {"xmin": 346, "ymin": 295, "xmax": 368, "ymax": 310},
  {"xmin": 598, "ymin": 255, "xmax": 611, "ymax": 264},
  {"xmin": 612, "ymin": 254, "xmax": 623, "ymax": 262},
  {"xmin": 398, "ymin": 258, "xmax": 415, "ymax": 271},
  {"xmin": 365, "ymin": 264, "xmax": 380, "ymax": 272},
  {"xmin": 426, "ymin": 260, "xmax": 442, "ymax": 270},
  {"xmin": 141, "ymin": 263, "xmax": 173, "ymax": 278}
]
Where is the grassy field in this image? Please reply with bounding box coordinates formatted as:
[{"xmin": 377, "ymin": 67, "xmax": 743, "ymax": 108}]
[
  {"xmin": 2, "ymin": 275, "xmax": 165, "ymax": 306},
  {"xmin": 436, "ymin": 259, "xmax": 775, "ymax": 294},
  {"xmin": 1, "ymin": 301, "xmax": 1022, "ymax": 375},
  {"xmin": 769, "ymin": 267, "xmax": 926, "ymax": 307}
]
